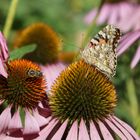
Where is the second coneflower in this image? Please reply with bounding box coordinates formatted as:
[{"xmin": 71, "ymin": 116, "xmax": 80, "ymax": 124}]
[
  {"xmin": 36, "ymin": 59, "xmax": 139, "ymax": 140},
  {"xmin": 36, "ymin": 25, "xmax": 139, "ymax": 140}
]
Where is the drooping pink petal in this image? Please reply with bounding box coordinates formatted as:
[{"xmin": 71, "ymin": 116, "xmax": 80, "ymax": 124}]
[
  {"xmin": 36, "ymin": 118, "xmax": 58, "ymax": 140},
  {"xmin": 23, "ymin": 110, "xmax": 40, "ymax": 135},
  {"xmin": 98, "ymin": 121, "xmax": 114, "ymax": 140},
  {"xmin": 118, "ymin": 2, "xmax": 134, "ymax": 23},
  {"xmin": 78, "ymin": 119, "xmax": 90, "ymax": 140},
  {"xmin": 51, "ymin": 119, "xmax": 68, "ymax": 140},
  {"xmin": 105, "ymin": 118, "xmax": 127, "ymax": 140},
  {"xmin": 33, "ymin": 109, "xmax": 48, "ymax": 127},
  {"xmin": 117, "ymin": 30, "xmax": 140, "ymax": 56},
  {"xmin": 0, "ymin": 59, "xmax": 7, "ymax": 77},
  {"xmin": 97, "ymin": 4, "xmax": 111, "ymax": 24},
  {"xmin": 66, "ymin": 121, "xmax": 78, "ymax": 140},
  {"xmin": 110, "ymin": 116, "xmax": 139, "ymax": 140},
  {"xmin": 41, "ymin": 63, "xmax": 66, "ymax": 90},
  {"xmin": 121, "ymin": 8, "xmax": 140, "ymax": 32},
  {"xmin": 0, "ymin": 106, "xmax": 11, "ymax": 134},
  {"xmin": 8, "ymin": 108, "xmax": 22, "ymax": 132},
  {"xmin": 90, "ymin": 121, "xmax": 101, "ymax": 140},
  {"xmin": 117, "ymin": 3, "xmax": 136, "ymax": 32},
  {"xmin": 131, "ymin": 46, "xmax": 140, "ymax": 68},
  {"xmin": 107, "ymin": 5, "xmax": 119, "ymax": 25},
  {"xmin": 0, "ymin": 32, "xmax": 9, "ymax": 61},
  {"xmin": 0, "ymin": 32, "xmax": 9, "ymax": 77}
]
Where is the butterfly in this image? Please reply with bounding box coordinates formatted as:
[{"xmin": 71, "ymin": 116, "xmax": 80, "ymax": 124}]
[{"xmin": 81, "ymin": 25, "xmax": 121, "ymax": 77}]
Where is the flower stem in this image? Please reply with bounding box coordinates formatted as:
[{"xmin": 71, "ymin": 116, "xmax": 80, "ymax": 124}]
[
  {"xmin": 3, "ymin": 0, "xmax": 19, "ymax": 39},
  {"xmin": 126, "ymin": 78, "xmax": 140, "ymax": 134}
]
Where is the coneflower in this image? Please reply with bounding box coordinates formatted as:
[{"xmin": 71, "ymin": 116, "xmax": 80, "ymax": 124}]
[
  {"xmin": 0, "ymin": 32, "xmax": 49, "ymax": 139},
  {"xmin": 13, "ymin": 22, "xmax": 61, "ymax": 64},
  {"xmin": 35, "ymin": 25, "xmax": 139, "ymax": 140},
  {"xmin": 36, "ymin": 60, "xmax": 139, "ymax": 140},
  {"xmin": 84, "ymin": 0, "xmax": 140, "ymax": 32}
]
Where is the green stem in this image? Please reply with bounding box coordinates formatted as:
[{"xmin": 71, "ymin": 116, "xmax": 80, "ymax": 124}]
[
  {"xmin": 3, "ymin": 0, "xmax": 19, "ymax": 39},
  {"xmin": 126, "ymin": 78, "xmax": 140, "ymax": 134}
]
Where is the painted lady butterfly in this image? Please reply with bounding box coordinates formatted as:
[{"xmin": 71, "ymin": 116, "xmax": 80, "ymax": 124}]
[{"xmin": 81, "ymin": 25, "xmax": 121, "ymax": 77}]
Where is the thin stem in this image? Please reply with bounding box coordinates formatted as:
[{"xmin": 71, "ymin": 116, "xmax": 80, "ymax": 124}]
[
  {"xmin": 3, "ymin": 0, "xmax": 19, "ymax": 39},
  {"xmin": 126, "ymin": 78, "xmax": 140, "ymax": 134}
]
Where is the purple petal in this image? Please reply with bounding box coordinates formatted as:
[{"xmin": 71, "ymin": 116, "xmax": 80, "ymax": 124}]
[
  {"xmin": 41, "ymin": 63, "xmax": 66, "ymax": 90},
  {"xmin": 23, "ymin": 110, "xmax": 40, "ymax": 135},
  {"xmin": 0, "ymin": 32, "xmax": 9, "ymax": 77},
  {"xmin": 117, "ymin": 3, "xmax": 136, "ymax": 32},
  {"xmin": 0, "ymin": 59, "xmax": 7, "ymax": 77},
  {"xmin": 131, "ymin": 46, "xmax": 140, "ymax": 68},
  {"xmin": 110, "ymin": 116, "xmax": 139, "ymax": 140},
  {"xmin": 105, "ymin": 118, "xmax": 127, "ymax": 140},
  {"xmin": 119, "ymin": 2, "xmax": 134, "ymax": 21},
  {"xmin": 78, "ymin": 119, "xmax": 90, "ymax": 140},
  {"xmin": 97, "ymin": 4, "xmax": 111, "ymax": 24},
  {"xmin": 66, "ymin": 121, "xmax": 78, "ymax": 140},
  {"xmin": 117, "ymin": 30, "xmax": 140, "ymax": 56},
  {"xmin": 36, "ymin": 119, "xmax": 58, "ymax": 140},
  {"xmin": 124, "ymin": 8, "xmax": 140, "ymax": 31},
  {"xmin": 8, "ymin": 108, "xmax": 22, "ymax": 132},
  {"xmin": 33, "ymin": 109, "xmax": 48, "ymax": 127},
  {"xmin": 90, "ymin": 121, "xmax": 101, "ymax": 140},
  {"xmin": 51, "ymin": 119, "xmax": 68, "ymax": 140},
  {"xmin": 98, "ymin": 121, "xmax": 114, "ymax": 140},
  {"xmin": 0, "ymin": 106, "xmax": 11, "ymax": 134},
  {"xmin": 108, "ymin": 5, "xmax": 119, "ymax": 25},
  {"xmin": 0, "ymin": 32, "xmax": 9, "ymax": 61}
]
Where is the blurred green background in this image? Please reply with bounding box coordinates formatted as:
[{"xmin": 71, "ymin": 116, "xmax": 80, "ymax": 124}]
[{"xmin": 0, "ymin": 0, "xmax": 140, "ymax": 134}]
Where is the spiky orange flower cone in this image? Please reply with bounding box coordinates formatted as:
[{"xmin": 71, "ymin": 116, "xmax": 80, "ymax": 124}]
[
  {"xmin": 0, "ymin": 59, "xmax": 49, "ymax": 138},
  {"xmin": 0, "ymin": 59, "xmax": 46, "ymax": 108},
  {"xmin": 36, "ymin": 60, "xmax": 139, "ymax": 140},
  {"xmin": 13, "ymin": 23, "xmax": 61, "ymax": 64}
]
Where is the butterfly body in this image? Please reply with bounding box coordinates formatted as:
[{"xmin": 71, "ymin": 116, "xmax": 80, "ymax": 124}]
[{"xmin": 81, "ymin": 25, "xmax": 121, "ymax": 77}]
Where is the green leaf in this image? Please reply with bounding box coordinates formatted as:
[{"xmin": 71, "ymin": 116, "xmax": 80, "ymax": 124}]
[{"xmin": 10, "ymin": 44, "xmax": 37, "ymax": 60}]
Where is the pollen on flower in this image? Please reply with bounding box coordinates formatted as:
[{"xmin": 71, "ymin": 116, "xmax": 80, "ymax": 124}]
[
  {"xmin": 13, "ymin": 23, "xmax": 61, "ymax": 64},
  {"xmin": 49, "ymin": 60, "xmax": 117, "ymax": 122},
  {"xmin": 0, "ymin": 59, "xmax": 47, "ymax": 108}
]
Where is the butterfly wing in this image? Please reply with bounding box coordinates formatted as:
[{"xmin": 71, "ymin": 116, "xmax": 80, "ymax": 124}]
[{"xmin": 81, "ymin": 25, "xmax": 121, "ymax": 77}]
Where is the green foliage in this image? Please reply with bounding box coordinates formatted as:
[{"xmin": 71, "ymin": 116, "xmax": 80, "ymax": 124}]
[{"xmin": 10, "ymin": 44, "xmax": 36, "ymax": 60}]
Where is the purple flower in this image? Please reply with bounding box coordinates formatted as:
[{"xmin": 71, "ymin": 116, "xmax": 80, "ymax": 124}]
[
  {"xmin": 84, "ymin": 2, "xmax": 140, "ymax": 32},
  {"xmin": 117, "ymin": 29, "xmax": 140, "ymax": 68},
  {"xmin": 35, "ymin": 60, "xmax": 139, "ymax": 140}
]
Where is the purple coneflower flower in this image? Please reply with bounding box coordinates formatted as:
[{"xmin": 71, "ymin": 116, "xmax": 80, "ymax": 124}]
[
  {"xmin": 0, "ymin": 32, "xmax": 50, "ymax": 139},
  {"xmin": 84, "ymin": 1, "xmax": 140, "ymax": 32},
  {"xmin": 35, "ymin": 59, "xmax": 139, "ymax": 140},
  {"xmin": 117, "ymin": 29, "xmax": 140, "ymax": 68}
]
